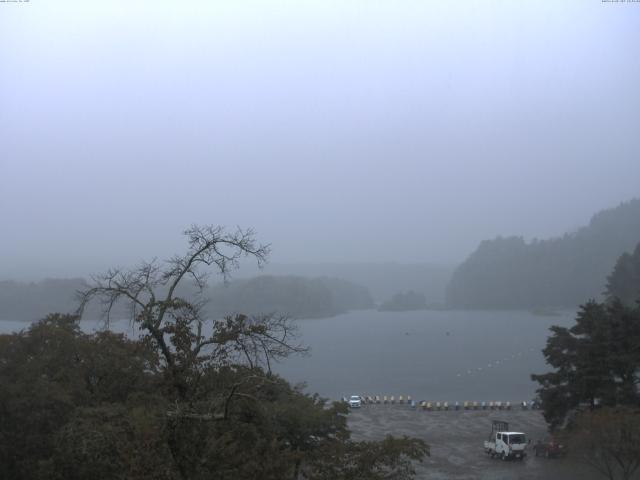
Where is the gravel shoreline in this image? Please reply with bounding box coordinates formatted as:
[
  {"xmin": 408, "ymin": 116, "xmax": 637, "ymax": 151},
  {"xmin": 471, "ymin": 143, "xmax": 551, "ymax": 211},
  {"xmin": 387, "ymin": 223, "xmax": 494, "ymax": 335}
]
[{"xmin": 347, "ymin": 405, "xmax": 607, "ymax": 480}]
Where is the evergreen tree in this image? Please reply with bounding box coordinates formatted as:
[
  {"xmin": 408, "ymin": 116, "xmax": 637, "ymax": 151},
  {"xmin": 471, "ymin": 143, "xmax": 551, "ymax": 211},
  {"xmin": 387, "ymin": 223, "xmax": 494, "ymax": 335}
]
[
  {"xmin": 606, "ymin": 242, "xmax": 640, "ymax": 307},
  {"xmin": 532, "ymin": 300, "xmax": 640, "ymax": 430}
]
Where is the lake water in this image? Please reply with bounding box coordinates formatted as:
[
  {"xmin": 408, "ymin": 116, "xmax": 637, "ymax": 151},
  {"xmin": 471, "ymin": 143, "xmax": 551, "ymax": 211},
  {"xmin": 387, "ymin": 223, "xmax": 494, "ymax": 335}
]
[
  {"xmin": 0, "ymin": 309, "xmax": 575, "ymax": 403},
  {"xmin": 273, "ymin": 309, "xmax": 575, "ymax": 403}
]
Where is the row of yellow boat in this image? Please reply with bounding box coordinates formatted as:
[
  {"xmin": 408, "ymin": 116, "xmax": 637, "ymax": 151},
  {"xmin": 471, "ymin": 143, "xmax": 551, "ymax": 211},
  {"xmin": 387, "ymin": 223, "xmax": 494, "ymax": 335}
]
[
  {"xmin": 358, "ymin": 395, "xmax": 412, "ymax": 404},
  {"xmin": 349, "ymin": 397, "xmax": 537, "ymax": 410},
  {"xmin": 418, "ymin": 400, "xmax": 512, "ymax": 410}
]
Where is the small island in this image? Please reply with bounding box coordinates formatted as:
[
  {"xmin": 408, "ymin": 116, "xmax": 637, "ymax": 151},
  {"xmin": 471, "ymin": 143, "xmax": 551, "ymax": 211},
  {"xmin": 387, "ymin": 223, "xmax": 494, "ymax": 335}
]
[{"xmin": 377, "ymin": 290, "xmax": 428, "ymax": 312}]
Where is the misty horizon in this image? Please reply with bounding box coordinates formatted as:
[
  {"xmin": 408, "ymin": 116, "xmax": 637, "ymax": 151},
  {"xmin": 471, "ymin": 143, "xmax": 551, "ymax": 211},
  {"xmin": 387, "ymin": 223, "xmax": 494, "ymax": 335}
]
[
  {"xmin": 1, "ymin": 197, "xmax": 635, "ymax": 282},
  {"xmin": 2, "ymin": 1, "xmax": 640, "ymax": 280}
]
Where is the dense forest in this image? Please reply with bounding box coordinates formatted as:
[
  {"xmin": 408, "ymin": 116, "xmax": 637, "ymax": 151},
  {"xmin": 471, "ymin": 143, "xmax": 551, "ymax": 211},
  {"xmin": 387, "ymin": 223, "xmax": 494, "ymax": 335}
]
[
  {"xmin": 0, "ymin": 275, "xmax": 372, "ymax": 322},
  {"xmin": 446, "ymin": 199, "xmax": 640, "ymax": 309},
  {"xmin": 207, "ymin": 275, "xmax": 373, "ymax": 319},
  {"xmin": 260, "ymin": 263, "xmax": 453, "ymax": 304},
  {"xmin": 0, "ymin": 226, "xmax": 428, "ymax": 480},
  {"xmin": 606, "ymin": 241, "xmax": 640, "ymax": 307},
  {"xmin": 0, "ymin": 313, "xmax": 427, "ymax": 480}
]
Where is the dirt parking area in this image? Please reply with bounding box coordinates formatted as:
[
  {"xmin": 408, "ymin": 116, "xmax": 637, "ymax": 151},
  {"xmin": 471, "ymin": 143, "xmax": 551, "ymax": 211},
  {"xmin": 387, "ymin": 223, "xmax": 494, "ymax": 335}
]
[{"xmin": 347, "ymin": 405, "xmax": 602, "ymax": 480}]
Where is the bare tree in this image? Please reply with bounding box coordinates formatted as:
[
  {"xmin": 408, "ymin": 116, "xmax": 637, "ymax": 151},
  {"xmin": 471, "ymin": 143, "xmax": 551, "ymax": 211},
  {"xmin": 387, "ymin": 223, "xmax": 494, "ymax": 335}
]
[{"xmin": 76, "ymin": 224, "xmax": 306, "ymax": 400}]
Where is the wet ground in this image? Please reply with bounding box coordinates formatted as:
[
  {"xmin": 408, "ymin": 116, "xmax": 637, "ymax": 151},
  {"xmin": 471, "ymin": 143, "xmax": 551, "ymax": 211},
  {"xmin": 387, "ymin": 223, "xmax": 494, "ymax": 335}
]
[{"xmin": 347, "ymin": 405, "xmax": 602, "ymax": 480}]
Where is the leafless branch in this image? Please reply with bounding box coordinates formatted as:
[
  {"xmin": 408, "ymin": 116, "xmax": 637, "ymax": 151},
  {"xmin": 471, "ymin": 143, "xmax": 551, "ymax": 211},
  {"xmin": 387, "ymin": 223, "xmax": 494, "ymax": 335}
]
[{"xmin": 75, "ymin": 225, "xmax": 308, "ymax": 402}]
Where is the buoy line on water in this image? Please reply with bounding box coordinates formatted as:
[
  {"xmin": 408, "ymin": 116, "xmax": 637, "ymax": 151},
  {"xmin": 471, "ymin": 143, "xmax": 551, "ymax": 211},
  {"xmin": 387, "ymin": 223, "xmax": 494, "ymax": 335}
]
[
  {"xmin": 342, "ymin": 396, "xmax": 539, "ymax": 411},
  {"xmin": 341, "ymin": 347, "xmax": 541, "ymax": 410},
  {"xmin": 454, "ymin": 347, "xmax": 536, "ymax": 378}
]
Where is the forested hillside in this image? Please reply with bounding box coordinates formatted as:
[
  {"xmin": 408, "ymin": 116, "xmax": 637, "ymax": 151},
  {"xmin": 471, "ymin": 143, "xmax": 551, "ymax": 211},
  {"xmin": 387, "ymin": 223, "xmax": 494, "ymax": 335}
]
[
  {"xmin": 260, "ymin": 263, "xmax": 453, "ymax": 304},
  {"xmin": 446, "ymin": 199, "xmax": 640, "ymax": 308},
  {"xmin": 0, "ymin": 275, "xmax": 372, "ymax": 322},
  {"xmin": 606, "ymin": 241, "xmax": 640, "ymax": 307},
  {"xmin": 207, "ymin": 275, "xmax": 373, "ymax": 319}
]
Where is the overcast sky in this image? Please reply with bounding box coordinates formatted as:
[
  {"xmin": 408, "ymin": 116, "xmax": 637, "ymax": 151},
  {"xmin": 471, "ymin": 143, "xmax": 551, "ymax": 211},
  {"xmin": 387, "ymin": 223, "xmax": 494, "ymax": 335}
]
[{"xmin": 1, "ymin": 0, "xmax": 639, "ymax": 279}]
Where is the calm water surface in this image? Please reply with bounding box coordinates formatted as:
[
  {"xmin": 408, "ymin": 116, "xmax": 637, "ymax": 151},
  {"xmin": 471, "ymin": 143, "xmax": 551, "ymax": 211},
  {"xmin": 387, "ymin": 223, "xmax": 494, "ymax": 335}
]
[
  {"xmin": 273, "ymin": 309, "xmax": 575, "ymax": 402},
  {"xmin": 1, "ymin": 309, "xmax": 575, "ymax": 403}
]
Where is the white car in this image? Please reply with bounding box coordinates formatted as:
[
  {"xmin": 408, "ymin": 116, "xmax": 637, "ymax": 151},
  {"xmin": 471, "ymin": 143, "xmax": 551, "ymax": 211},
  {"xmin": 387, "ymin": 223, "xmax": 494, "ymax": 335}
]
[{"xmin": 348, "ymin": 395, "xmax": 362, "ymax": 408}]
